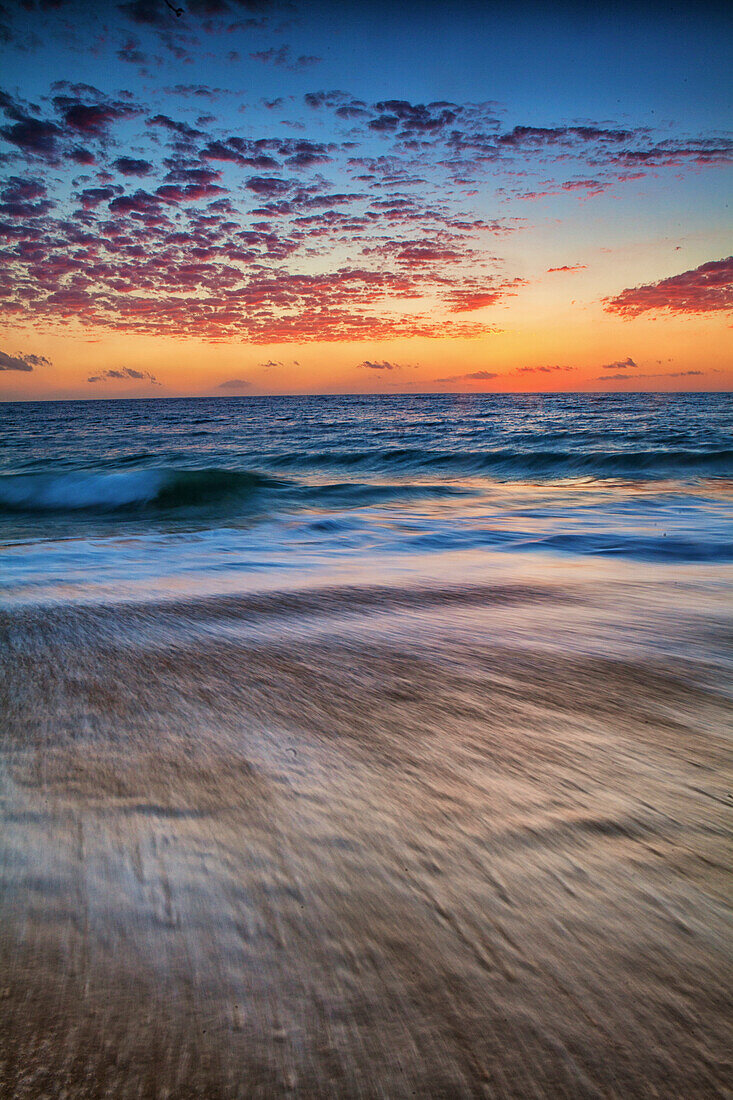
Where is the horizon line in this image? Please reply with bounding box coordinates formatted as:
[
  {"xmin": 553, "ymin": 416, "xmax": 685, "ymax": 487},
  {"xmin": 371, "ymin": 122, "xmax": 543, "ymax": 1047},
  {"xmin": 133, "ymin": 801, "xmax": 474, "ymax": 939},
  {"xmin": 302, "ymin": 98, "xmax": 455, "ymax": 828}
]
[{"xmin": 1, "ymin": 388, "xmax": 731, "ymax": 405}]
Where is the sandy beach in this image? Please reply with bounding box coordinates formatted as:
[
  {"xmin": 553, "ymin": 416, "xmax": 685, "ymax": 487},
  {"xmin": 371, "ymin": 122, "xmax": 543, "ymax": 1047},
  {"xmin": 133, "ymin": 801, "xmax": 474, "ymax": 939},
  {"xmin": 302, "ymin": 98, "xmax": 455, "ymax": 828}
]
[{"xmin": 1, "ymin": 569, "xmax": 731, "ymax": 1097}]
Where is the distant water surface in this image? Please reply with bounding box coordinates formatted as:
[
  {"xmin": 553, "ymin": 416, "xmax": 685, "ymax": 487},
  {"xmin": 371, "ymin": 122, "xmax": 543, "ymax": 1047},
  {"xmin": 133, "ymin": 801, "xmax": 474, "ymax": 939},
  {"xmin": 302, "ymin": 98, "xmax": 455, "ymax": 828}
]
[{"xmin": 1, "ymin": 392, "xmax": 731, "ymax": 603}]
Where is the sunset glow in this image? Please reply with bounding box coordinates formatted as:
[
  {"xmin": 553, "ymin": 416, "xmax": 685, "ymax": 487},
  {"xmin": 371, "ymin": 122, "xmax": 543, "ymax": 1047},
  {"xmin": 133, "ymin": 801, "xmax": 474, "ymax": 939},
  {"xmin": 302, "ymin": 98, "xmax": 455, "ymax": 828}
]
[{"xmin": 0, "ymin": 0, "xmax": 730, "ymax": 398}]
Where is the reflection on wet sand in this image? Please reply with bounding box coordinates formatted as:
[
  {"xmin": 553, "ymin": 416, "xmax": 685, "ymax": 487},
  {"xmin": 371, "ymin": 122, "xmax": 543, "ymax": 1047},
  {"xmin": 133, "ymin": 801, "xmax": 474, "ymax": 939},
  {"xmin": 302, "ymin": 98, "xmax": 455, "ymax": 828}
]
[{"xmin": 1, "ymin": 577, "xmax": 731, "ymax": 1097}]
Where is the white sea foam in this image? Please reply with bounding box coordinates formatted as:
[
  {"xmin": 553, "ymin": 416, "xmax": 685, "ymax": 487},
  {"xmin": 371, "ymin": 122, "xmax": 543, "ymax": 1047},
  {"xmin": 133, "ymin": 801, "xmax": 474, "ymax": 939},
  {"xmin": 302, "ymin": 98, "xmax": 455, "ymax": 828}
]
[{"xmin": 0, "ymin": 469, "xmax": 166, "ymax": 511}]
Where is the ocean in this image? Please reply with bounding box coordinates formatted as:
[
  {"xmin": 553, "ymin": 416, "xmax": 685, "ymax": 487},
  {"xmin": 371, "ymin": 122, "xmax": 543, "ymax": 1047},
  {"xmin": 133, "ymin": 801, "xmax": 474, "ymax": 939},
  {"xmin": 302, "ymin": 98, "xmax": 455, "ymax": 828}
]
[
  {"xmin": 1, "ymin": 392, "xmax": 732, "ymax": 603},
  {"xmin": 1, "ymin": 392, "xmax": 731, "ymax": 1097}
]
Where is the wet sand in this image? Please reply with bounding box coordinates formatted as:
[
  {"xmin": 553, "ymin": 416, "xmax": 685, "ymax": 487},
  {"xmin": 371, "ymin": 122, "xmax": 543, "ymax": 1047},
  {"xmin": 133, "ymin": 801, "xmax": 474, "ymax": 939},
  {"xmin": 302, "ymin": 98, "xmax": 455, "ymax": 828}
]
[{"xmin": 1, "ymin": 574, "xmax": 731, "ymax": 1097}]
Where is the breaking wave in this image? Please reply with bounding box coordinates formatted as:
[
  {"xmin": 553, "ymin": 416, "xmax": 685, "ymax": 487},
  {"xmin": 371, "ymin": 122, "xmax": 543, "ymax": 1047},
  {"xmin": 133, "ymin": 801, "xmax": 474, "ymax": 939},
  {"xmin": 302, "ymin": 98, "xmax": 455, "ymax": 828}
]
[
  {"xmin": 1, "ymin": 443, "xmax": 731, "ymax": 518},
  {"xmin": 0, "ymin": 467, "xmax": 281, "ymax": 514}
]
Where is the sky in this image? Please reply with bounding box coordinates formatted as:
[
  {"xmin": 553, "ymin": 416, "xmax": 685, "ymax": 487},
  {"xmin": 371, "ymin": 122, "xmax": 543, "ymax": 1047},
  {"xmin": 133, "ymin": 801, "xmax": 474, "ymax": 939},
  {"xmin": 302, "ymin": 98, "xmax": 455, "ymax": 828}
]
[{"xmin": 0, "ymin": 0, "xmax": 731, "ymax": 399}]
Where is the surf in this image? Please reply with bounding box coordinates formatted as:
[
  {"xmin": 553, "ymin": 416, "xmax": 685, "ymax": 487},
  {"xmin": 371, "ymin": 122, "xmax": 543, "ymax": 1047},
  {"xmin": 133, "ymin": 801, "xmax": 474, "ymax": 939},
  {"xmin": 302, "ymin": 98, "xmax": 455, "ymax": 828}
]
[{"xmin": 0, "ymin": 467, "xmax": 281, "ymax": 514}]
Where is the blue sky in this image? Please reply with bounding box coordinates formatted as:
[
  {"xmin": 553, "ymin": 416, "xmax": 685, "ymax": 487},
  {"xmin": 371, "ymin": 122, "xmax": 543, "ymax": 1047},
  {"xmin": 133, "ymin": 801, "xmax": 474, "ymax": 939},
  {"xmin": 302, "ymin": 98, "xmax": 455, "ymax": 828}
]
[{"xmin": 4, "ymin": 1, "xmax": 730, "ymax": 130}]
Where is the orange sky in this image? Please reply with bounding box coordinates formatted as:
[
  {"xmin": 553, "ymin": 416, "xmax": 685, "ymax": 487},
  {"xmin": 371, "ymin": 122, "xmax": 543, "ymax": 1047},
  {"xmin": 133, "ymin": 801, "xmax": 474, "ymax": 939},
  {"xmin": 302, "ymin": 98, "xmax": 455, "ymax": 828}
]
[{"xmin": 2, "ymin": 290, "xmax": 730, "ymax": 400}]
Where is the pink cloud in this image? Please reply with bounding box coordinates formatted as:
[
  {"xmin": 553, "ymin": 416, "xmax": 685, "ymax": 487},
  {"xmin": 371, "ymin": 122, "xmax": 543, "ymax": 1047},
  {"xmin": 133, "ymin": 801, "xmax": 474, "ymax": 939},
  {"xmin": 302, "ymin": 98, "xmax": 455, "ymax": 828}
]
[{"xmin": 604, "ymin": 257, "xmax": 733, "ymax": 317}]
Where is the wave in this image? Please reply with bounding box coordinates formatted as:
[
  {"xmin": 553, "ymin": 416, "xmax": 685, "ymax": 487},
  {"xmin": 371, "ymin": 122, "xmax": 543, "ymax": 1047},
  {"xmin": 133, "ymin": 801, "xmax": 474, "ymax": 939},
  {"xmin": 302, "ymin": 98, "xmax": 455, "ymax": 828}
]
[
  {"xmin": 265, "ymin": 446, "xmax": 733, "ymax": 479},
  {"xmin": 1, "ymin": 444, "xmax": 731, "ymax": 518},
  {"xmin": 0, "ymin": 466, "xmax": 469, "ymax": 516},
  {"xmin": 0, "ymin": 467, "xmax": 281, "ymax": 514}
]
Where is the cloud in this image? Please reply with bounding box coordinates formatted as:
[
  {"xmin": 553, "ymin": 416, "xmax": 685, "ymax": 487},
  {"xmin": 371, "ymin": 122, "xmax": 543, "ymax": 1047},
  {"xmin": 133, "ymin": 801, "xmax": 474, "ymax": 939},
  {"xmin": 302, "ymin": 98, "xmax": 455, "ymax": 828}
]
[
  {"xmin": 78, "ymin": 185, "xmax": 120, "ymax": 209},
  {"xmin": 304, "ymin": 90, "xmax": 368, "ymax": 118},
  {"xmin": 434, "ymin": 370, "xmax": 498, "ymax": 383},
  {"xmin": 147, "ymin": 114, "xmax": 205, "ymax": 142},
  {"xmin": 116, "ymin": 36, "xmax": 149, "ymax": 67},
  {"xmin": 604, "ymin": 257, "xmax": 733, "ymax": 317},
  {"xmin": 597, "ymin": 370, "xmax": 707, "ymax": 381},
  {"xmin": 366, "ymin": 239, "xmax": 466, "ymax": 266},
  {"xmin": 107, "ymin": 189, "xmax": 165, "ymax": 215},
  {"xmin": 245, "ymin": 176, "xmax": 292, "ymax": 197},
  {"xmin": 358, "ymin": 359, "xmax": 399, "ymax": 370},
  {"xmin": 52, "ymin": 95, "xmax": 139, "ymax": 137},
  {"xmin": 664, "ymin": 370, "xmax": 705, "ymax": 377},
  {"xmin": 367, "ymin": 99, "xmax": 459, "ymax": 137},
  {"xmin": 165, "ymin": 84, "xmax": 226, "ymax": 100},
  {"xmin": 547, "ymin": 264, "xmax": 587, "ymax": 273},
  {"xmin": 69, "ymin": 146, "xmax": 96, "ymax": 165},
  {"xmin": 155, "ymin": 181, "xmax": 224, "ymax": 202},
  {"xmin": 0, "ymin": 91, "xmax": 60, "ymax": 157},
  {"xmin": 250, "ymin": 46, "xmax": 320, "ymax": 71},
  {"xmin": 514, "ymin": 365, "xmax": 574, "ymax": 374},
  {"xmin": 113, "ymin": 157, "xmax": 153, "ymax": 176},
  {"xmin": 0, "ymin": 0, "xmax": 286, "ymax": 45},
  {"xmin": 445, "ymin": 290, "xmax": 504, "ymax": 312},
  {"xmin": 600, "ymin": 357, "xmax": 638, "ymax": 370},
  {"xmin": 445, "ymin": 281, "xmax": 524, "ymax": 312},
  {"xmin": 1, "ymin": 72, "xmax": 729, "ymax": 350},
  {"xmin": 0, "ymin": 176, "xmax": 52, "ymax": 217},
  {"xmin": 259, "ymin": 360, "xmax": 282, "ymax": 368},
  {"xmin": 497, "ymin": 124, "xmax": 633, "ymax": 149},
  {"xmin": 0, "ymin": 348, "xmax": 51, "ymax": 372},
  {"xmin": 87, "ymin": 367, "xmax": 160, "ymax": 384},
  {"xmin": 218, "ymin": 378, "xmax": 251, "ymax": 389}
]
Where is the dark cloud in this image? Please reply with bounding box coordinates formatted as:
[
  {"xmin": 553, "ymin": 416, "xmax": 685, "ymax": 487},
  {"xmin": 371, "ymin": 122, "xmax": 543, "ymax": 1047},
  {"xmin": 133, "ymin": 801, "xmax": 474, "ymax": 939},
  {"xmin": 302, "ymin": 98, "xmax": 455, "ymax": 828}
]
[
  {"xmin": 87, "ymin": 367, "xmax": 160, "ymax": 384},
  {"xmin": 52, "ymin": 95, "xmax": 140, "ymax": 137},
  {"xmin": 218, "ymin": 378, "xmax": 251, "ymax": 389},
  {"xmin": 304, "ymin": 90, "xmax": 367, "ymax": 116},
  {"xmin": 200, "ymin": 138, "xmax": 278, "ymax": 168},
  {"xmin": 597, "ymin": 370, "xmax": 706, "ymax": 381},
  {"xmin": 108, "ymin": 188, "xmax": 165, "ymax": 214},
  {"xmin": 156, "ymin": 181, "xmax": 225, "ymax": 201},
  {"xmin": 250, "ymin": 46, "xmax": 320, "ymax": 71},
  {"xmin": 498, "ymin": 124, "xmax": 632, "ymax": 149},
  {"xmin": 245, "ymin": 176, "xmax": 292, "ymax": 196},
  {"xmin": 123, "ymin": 0, "xmax": 284, "ymax": 22},
  {"xmin": 165, "ymin": 84, "xmax": 225, "ymax": 99},
  {"xmin": 367, "ymin": 239, "xmax": 466, "ymax": 266},
  {"xmin": 600, "ymin": 356, "xmax": 638, "ymax": 370},
  {"xmin": 604, "ymin": 257, "xmax": 733, "ymax": 316},
  {"xmin": 116, "ymin": 36, "xmax": 149, "ymax": 66},
  {"xmin": 78, "ymin": 185, "xmax": 120, "ymax": 209},
  {"xmin": 358, "ymin": 360, "xmax": 399, "ymax": 370},
  {"xmin": 147, "ymin": 114, "xmax": 205, "ymax": 141},
  {"xmin": 0, "ymin": 176, "xmax": 52, "ymax": 217},
  {"xmin": 69, "ymin": 146, "xmax": 96, "ymax": 165},
  {"xmin": 367, "ymin": 100, "xmax": 459, "ymax": 137},
  {"xmin": 118, "ymin": 0, "xmax": 182, "ymax": 28},
  {"xmin": 660, "ymin": 370, "xmax": 705, "ymax": 377},
  {"xmin": 434, "ymin": 370, "xmax": 498, "ymax": 383},
  {"xmin": 514, "ymin": 365, "xmax": 574, "ymax": 373},
  {"xmin": 113, "ymin": 157, "xmax": 153, "ymax": 176},
  {"xmin": 0, "ymin": 348, "xmax": 50, "ymax": 371},
  {"xmin": 282, "ymin": 140, "xmax": 332, "ymax": 168},
  {"xmin": 0, "ymin": 91, "xmax": 61, "ymax": 157}
]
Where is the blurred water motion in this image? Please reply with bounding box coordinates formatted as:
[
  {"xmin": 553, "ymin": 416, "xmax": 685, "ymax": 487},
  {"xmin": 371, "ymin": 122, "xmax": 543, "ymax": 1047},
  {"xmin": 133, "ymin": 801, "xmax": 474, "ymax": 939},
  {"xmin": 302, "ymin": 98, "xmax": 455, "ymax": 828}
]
[{"xmin": 0, "ymin": 394, "xmax": 731, "ymax": 1096}]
